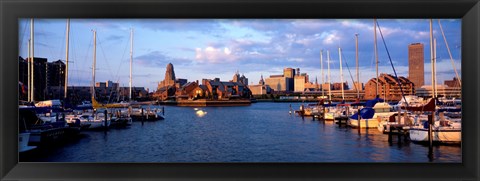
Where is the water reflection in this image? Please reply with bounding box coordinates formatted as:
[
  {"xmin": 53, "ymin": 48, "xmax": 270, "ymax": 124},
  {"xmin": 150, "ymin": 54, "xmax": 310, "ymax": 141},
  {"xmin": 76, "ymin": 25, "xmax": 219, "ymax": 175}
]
[
  {"xmin": 195, "ymin": 108, "xmax": 207, "ymax": 117},
  {"xmin": 22, "ymin": 102, "xmax": 461, "ymax": 162}
]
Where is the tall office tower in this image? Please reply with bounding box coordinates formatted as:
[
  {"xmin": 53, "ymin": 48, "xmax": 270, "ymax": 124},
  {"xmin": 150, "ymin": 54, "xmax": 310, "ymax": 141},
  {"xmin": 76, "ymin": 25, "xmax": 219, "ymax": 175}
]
[{"xmin": 408, "ymin": 43, "xmax": 424, "ymax": 88}]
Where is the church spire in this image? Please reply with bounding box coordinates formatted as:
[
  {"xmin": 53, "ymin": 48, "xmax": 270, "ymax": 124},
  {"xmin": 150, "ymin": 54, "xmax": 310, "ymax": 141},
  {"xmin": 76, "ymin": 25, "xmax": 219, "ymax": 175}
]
[{"xmin": 259, "ymin": 74, "xmax": 265, "ymax": 85}]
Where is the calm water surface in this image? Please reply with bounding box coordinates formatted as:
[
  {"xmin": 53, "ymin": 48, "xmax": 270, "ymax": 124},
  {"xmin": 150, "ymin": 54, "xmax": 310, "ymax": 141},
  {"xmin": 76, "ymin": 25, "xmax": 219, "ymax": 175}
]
[{"xmin": 22, "ymin": 102, "xmax": 461, "ymax": 162}]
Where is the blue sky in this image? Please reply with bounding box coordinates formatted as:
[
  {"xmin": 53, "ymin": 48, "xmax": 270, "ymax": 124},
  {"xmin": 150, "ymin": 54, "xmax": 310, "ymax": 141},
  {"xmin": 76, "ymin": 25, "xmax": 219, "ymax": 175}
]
[{"xmin": 19, "ymin": 19, "xmax": 461, "ymax": 91}]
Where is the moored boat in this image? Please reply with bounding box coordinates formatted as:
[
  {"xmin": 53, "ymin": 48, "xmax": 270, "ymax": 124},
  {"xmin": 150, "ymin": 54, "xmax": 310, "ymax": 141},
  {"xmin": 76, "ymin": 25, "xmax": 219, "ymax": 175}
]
[
  {"xmin": 349, "ymin": 101, "xmax": 396, "ymax": 128},
  {"xmin": 19, "ymin": 132, "xmax": 37, "ymax": 153},
  {"xmin": 408, "ymin": 113, "xmax": 461, "ymax": 144}
]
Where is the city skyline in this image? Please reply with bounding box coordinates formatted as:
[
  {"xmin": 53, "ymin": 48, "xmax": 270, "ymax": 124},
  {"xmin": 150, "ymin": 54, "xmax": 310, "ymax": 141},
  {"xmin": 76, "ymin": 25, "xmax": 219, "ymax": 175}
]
[{"xmin": 19, "ymin": 19, "xmax": 461, "ymax": 91}]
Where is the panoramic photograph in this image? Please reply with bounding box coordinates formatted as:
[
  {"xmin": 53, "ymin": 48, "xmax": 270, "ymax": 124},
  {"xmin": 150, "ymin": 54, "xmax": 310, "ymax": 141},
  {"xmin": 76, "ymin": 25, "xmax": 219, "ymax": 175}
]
[{"xmin": 18, "ymin": 19, "xmax": 461, "ymax": 162}]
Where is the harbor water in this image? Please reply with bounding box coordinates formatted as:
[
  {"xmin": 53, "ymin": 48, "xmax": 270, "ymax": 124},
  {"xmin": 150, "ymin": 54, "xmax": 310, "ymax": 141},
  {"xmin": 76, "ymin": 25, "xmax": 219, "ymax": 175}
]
[{"xmin": 21, "ymin": 102, "xmax": 461, "ymax": 162}]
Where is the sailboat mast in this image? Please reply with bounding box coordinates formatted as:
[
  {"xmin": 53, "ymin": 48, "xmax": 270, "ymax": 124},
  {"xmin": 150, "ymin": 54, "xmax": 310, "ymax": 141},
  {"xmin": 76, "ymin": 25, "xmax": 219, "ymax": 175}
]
[
  {"xmin": 129, "ymin": 28, "xmax": 133, "ymax": 101},
  {"xmin": 374, "ymin": 18, "xmax": 379, "ymax": 97},
  {"xmin": 355, "ymin": 33, "xmax": 359, "ymax": 99},
  {"xmin": 30, "ymin": 18, "xmax": 35, "ymax": 102},
  {"xmin": 438, "ymin": 19, "xmax": 461, "ymax": 87},
  {"xmin": 320, "ymin": 50, "xmax": 324, "ymax": 98},
  {"xmin": 27, "ymin": 39, "xmax": 31, "ymax": 102},
  {"xmin": 327, "ymin": 50, "xmax": 331, "ymax": 102},
  {"xmin": 429, "ymin": 19, "xmax": 435, "ymax": 98},
  {"xmin": 338, "ymin": 47, "xmax": 345, "ymax": 100},
  {"xmin": 434, "ymin": 38, "xmax": 437, "ymax": 98},
  {"xmin": 64, "ymin": 19, "xmax": 70, "ymax": 99},
  {"xmin": 92, "ymin": 30, "xmax": 96, "ymax": 100}
]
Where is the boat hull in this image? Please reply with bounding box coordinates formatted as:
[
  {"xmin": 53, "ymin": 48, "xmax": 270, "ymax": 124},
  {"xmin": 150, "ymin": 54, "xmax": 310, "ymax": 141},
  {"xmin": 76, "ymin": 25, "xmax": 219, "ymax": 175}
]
[
  {"xmin": 348, "ymin": 118, "xmax": 379, "ymax": 128},
  {"xmin": 409, "ymin": 128, "xmax": 461, "ymax": 143},
  {"xmin": 19, "ymin": 133, "xmax": 37, "ymax": 152}
]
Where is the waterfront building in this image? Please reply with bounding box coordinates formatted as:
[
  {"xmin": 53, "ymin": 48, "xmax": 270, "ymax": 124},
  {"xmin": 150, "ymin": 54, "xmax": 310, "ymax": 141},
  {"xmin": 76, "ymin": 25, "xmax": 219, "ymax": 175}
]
[
  {"xmin": 18, "ymin": 56, "xmax": 48, "ymax": 101},
  {"xmin": 95, "ymin": 82, "xmax": 106, "ymax": 88},
  {"xmin": 201, "ymin": 78, "xmax": 251, "ymax": 100},
  {"xmin": 249, "ymin": 85, "xmax": 272, "ymax": 95},
  {"xmin": 332, "ymin": 82, "xmax": 349, "ymax": 90},
  {"xmin": 353, "ymin": 81, "xmax": 364, "ymax": 91},
  {"xmin": 416, "ymin": 85, "xmax": 461, "ymax": 98},
  {"xmin": 265, "ymin": 75, "xmax": 291, "ymax": 92},
  {"xmin": 283, "ymin": 68, "xmax": 296, "ymax": 78},
  {"xmin": 175, "ymin": 78, "xmax": 188, "ymax": 88},
  {"xmin": 232, "ymin": 71, "xmax": 248, "ymax": 86},
  {"xmin": 259, "ymin": 74, "xmax": 265, "ymax": 85},
  {"xmin": 294, "ymin": 74, "xmax": 307, "ymax": 92},
  {"xmin": 46, "ymin": 60, "xmax": 66, "ymax": 87},
  {"xmin": 408, "ymin": 43, "xmax": 424, "ymax": 88},
  {"xmin": 18, "ymin": 57, "xmax": 29, "ymax": 101},
  {"xmin": 47, "ymin": 85, "xmax": 148, "ymax": 102},
  {"xmin": 364, "ymin": 73, "xmax": 415, "ymax": 101},
  {"xmin": 304, "ymin": 81, "xmax": 319, "ymax": 91},
  {"xmin": 154, "ymin": 86, "xmax": 176, "ymax": 101},
  {"xmin": 444, "ymin": 77, "xmax": 461, "ymax": 88},
  {"xmin": 157, "ymin": 63, "xmax": 188, "ymax": 91},
  {"xmin": 321, "ymin": 83, "xmax": 332, "ymax": 91},
  {"xmin": 248, "ymin": 75, "xmax": 272, "ymax": 95},
  {"xmin": 158, "ymin": 63, "xmax": 177, "ymax": 89},
  {"xmin": 175, "ymin": 81, "xmax": 203, "ymax": 100}
]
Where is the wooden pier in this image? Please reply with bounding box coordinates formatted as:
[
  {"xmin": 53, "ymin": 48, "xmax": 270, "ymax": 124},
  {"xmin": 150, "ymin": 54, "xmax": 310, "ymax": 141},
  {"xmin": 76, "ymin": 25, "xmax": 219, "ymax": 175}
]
[
  {"xmin": 387, "ymin": 125, "xmax": 409, "ymax": 143},
  {"xmin": 335, "ymin": 116, "xmax": 349, "ymax": 126}
]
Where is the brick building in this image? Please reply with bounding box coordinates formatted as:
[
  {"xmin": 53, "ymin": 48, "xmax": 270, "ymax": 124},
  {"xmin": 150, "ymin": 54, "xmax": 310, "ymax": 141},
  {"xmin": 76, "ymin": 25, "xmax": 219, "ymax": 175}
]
[
  {"xmin": 364, "ymin": 73, "xmax": 415, "ymax": 101},
  {"xmin": 444, "ymin": 77, "xmax": 461, "ymax": 87}
]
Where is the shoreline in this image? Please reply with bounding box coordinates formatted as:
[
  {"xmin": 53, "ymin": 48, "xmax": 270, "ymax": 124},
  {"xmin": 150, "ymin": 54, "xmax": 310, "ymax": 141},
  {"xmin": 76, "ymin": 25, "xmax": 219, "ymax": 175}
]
[{"xmin": 158, "ymin": 99, "xmax": 252, "ymax": 107}]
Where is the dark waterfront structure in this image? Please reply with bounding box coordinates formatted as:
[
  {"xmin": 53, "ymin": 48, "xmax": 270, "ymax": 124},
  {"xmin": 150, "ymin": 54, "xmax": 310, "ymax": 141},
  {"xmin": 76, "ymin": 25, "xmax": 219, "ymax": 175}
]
[
  {"xmin": 408, "ymin": 43, "xmax": 424, "ymax": 89},
  {"xmin": 47, "ymin": 60, "xmax": 66, "ymax": 87},
  {"xmin": 47, "ymin": 85, "xmax": 148, "ymax": 102},
  {"xmin": 18, "ymin": 56, "xmax": 48, "ymax": 101}
]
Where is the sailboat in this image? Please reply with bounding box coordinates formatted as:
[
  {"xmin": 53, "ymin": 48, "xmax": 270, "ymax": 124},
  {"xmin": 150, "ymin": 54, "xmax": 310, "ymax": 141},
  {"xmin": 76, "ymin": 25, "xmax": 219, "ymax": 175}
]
[
  {"xmin": 348, "ymin": 19, "xmax": 397, "ymax": 128},
  {"xmin": 91, "ymin": 29, "xmax": 130, "ymax": 109},
  {"xmin": 408, "ymin": 19, "xmax": 461, "ymax": 144},
  {"xmin": 325, "ymin": 47, "xmax": 347, "ymax": 121},
  {"xmin": 88, "ymin": 30, "xmax": 111, "ymax": 128},
  {"xmin": 323, "ymin": 50, "xmax": 336, "ymax": 121}
]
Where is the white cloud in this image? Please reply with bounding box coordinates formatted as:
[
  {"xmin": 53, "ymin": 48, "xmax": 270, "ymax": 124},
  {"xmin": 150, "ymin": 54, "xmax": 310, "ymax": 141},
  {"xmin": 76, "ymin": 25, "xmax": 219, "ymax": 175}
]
[
  {"xmin": 322, "ymin": 31, "xmax": 340, "ymax": 45},
  {"xmin": 195, "ymin": 46, "xmax": 238, "ymax": 63}
]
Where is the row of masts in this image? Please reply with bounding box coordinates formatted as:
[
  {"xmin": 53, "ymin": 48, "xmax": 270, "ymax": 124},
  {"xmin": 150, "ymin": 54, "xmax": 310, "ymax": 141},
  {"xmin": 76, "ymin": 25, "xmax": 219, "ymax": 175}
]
[
  {"xmin": 91, "ymin": 28, "xmax": 135, "ymax": 102},
  {"xmin": 318, "ymin": 19, "xmax": 458, "ymax": 102},
  {"xmin": 27, "ymin": 19, "xmax": 135, "ymax": 103},
  {"xmin": 319, "ymin": 19, "xmax": 375, "ymax": 102}
]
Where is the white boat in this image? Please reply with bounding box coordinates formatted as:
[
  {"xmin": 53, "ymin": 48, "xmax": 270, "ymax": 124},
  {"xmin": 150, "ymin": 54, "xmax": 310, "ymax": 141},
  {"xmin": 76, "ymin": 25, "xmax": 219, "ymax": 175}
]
[
  {"xmin": 409, "ymin": 114, "xmax": 461, "ymax": 144},
  {"xmin": 348, "ymin": 102, "xmax": 396, "ymax": 128},
  {"xmin": 394, "ymin": 95, "xmax": 425, "ymax": 110},
  {"xmin": 66, "ymin": 111, "xmax": 110, "ymax": 129},
  {"xmin": 377, "ymin": 112, "xmax": 419, "ymax": 133},
  {"xmin": 76, "ymin": 101, "xmax": 92, "ymax": 108},
  {"xmin": 109, "ymin": 108, "xmax": 133, "ymax": 127},
  {"xmin": 19, "ymin": 132, "xmax": 37, "ymax": 152},
  {"xmin": 90, "ymin": 112, "xmax": 111, "ymax": 129},
  {"xmin": 324, "ymin": 110, "xmax": 336, "ymax": 121},
  {"xmin": 34, "ymin": 100, "xmax": 62, "ymax": 108},
  {"xmin": 130, "ymin": 106, "xmax": 165, "ymax": 120},
  {"xmin": 65, "ymin": 114, "xmax": 92, "ymax": 129},
  {"xmin": 323, "ymin": 105, "xmax": 339, "ymax": 121}
]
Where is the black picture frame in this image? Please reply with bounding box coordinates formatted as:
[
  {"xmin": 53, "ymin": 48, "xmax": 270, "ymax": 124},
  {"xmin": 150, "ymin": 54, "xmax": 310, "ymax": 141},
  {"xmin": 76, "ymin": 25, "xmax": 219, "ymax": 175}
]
[{"xmin": 1, "ymin": 0, "xmax": 479, "ymax": 180}]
